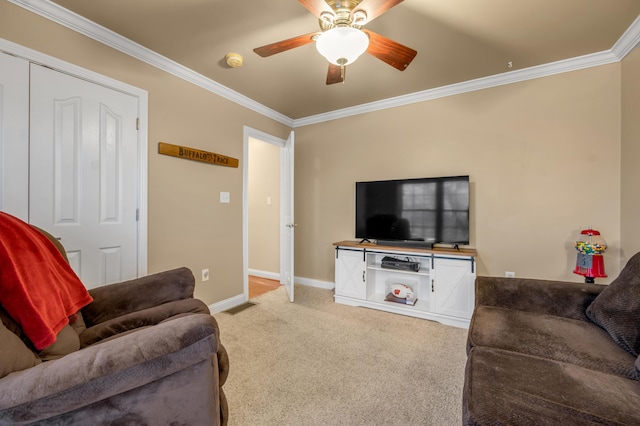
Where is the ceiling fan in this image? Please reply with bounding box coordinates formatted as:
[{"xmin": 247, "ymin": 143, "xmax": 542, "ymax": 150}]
[{"xmin": 253, "ymin": 0, "xmax": 417, "ymax": 85}]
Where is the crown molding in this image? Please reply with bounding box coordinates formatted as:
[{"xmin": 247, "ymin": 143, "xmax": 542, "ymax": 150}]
[
  {"xmin": 8, "ymin": 0, "xmax": 640, "ymax": 129},
  {"xmin": 293, "ymin": 49, "xmax": 621, "ymax": 127},
  {"xmin": 294, "ymin": 13, "xmax": 640, "ymax": 127},
  {"xmin": 612, "ymin": 14, "xmax": 640, "ymax": 59},
  {"xmin": 6, "ymin": 0, "xmax": 294, "ymax": 127}
]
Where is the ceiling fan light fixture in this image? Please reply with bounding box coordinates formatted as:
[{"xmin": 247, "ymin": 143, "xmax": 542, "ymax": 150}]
[
  {"xmin": 352, "ymin": 10, "xmax": 368, "ymax": 26},
  {"xmin": 320, "ymin": 11, "xmax": 335, "ymax": 25},
  {"xmin": 315, "ymin": 27, "xmax": 369, "ymax": 66}
]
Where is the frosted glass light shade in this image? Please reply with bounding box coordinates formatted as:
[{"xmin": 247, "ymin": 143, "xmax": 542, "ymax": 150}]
[{"xmin": 315, "ymin": 27, "xmax": 369, "ymax": 66}]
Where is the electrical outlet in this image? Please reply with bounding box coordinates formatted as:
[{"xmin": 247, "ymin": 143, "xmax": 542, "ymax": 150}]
[
  {"xmin": 202, "ymin": 268, "xmax": 210, "ymax": 282},
  {"xmin": 505, "ymin": 271, "xmax": 515, "ymax": 278}
]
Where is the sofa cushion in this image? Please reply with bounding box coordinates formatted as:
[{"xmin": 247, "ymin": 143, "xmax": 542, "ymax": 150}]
[
  {"xmin": 468, "ymin": 305, "xmax": 636, "ymax": 379},
  {"xmin": 463, "ymin": 346, "xmax": 640, "ymax": 426},
  {"xmin": 38, "ymin": 324, "xmax": 80, "ymax": 362},
  {"xmin": 586, "ymin": 252, "xmax": 640, "ymax": 357},
  {"xmin": 0, "ymin": 319, "xmax": 41, "ymax": 379}
]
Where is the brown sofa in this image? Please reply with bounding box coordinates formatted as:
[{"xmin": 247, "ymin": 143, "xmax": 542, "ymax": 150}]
[
  {"xmin": 0, "ymin": 228, "xmax": 229, "ymax": 425},
  {"xmin": 463, "ymin": 253, "xmax": 640, "ymax": 425}
]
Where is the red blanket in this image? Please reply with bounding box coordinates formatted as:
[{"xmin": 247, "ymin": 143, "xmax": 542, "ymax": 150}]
[{"xmin": 0, "ymin": 212, "xmax": 93, "ymax": 350}]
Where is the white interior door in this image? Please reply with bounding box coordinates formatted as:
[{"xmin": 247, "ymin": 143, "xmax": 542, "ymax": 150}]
[
  {"xmin": 280, "ymin": 131, "xmax": 295, "ymax": 302},
  {"xmin": 29, "ymin": 64, "xmax": 139, "ymax": 288},
  {"xmin": 0, "ymin": 53, "xmax": 29, "ymax": 220}
]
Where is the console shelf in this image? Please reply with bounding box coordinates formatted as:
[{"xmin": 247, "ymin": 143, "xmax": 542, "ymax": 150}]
[
  {"xmin": 333, "ymin": 241, "xmax": 477, "ymax": 328},
  {"xmin": 366, "ymin": 265, "xmax": 431, "ymax": 277}
]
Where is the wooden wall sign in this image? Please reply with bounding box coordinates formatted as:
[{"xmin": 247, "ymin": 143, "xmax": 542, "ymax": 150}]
[{"xmin": 158, "ymin": 142, "xmax": 239, "ymax": 168}]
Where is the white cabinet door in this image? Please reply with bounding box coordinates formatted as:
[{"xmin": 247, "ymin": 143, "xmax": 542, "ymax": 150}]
[
  {"xmin": 335, "ymin": 249, "xmax": 366, "ymax": 299},
  {"xmin": 432, "ymin": 257, "xmax": 475, "ymax": 319}
]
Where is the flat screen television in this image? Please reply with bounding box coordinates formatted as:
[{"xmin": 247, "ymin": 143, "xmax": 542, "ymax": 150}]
[{"xmin": 355, "ymin": 175, "xmax": 470, "ymax": 248}]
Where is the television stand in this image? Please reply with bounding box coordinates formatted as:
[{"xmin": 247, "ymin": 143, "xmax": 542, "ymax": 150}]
[{"xmin": 333, "ymin": 241, "xmax": 477, "ymax": 328}]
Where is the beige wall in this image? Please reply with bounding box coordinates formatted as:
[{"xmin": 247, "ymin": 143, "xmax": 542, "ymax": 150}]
[
  {"xmin": 0, "ymin": 2, "xmax": 290, "ymax": 304},
  {"xmin": 3, "ymin": 1, "xmax": 636, "ymax": 300},
  {"xmin": 248, "ymin": 138, "xmax": 280, "ymax": 275},
  {"xmin": 621, "ymin": 46, "xmax": 640, "ymax": 266},
  {"xmin": 295, "ymin": 64, "xmax": 623, "ymax": 283}
]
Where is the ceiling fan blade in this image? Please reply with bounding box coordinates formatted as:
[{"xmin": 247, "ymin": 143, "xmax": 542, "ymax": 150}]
[
  {"xmin": 363, "ymin": 29, "xmax": 417, "ymax": 71},
  {"xmin": 298, "ymin": 0, "xmax": 334, "ymax": 19},
  {"xmin": 253, "ymin": 32, "xmax": 320, "ymax": 57},
  {"xmin": 326, "ymin": 64, "xmax": 344, "ymax": 85},
  {"xmin": 352, "ymin": 0, "xmax": 404, "ymax": 23}
]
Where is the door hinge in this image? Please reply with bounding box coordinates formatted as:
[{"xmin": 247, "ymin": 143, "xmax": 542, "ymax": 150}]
[
  {"xmin": 136, "ymin": 208, "xmax": 140, "ymax": 221},
  {"xmin": 136, "ymin": 118, "xmax": 140, "ymax": 130}
]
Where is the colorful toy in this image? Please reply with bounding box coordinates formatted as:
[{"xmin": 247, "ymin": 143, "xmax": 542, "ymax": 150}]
[{"xmin": 573, "ymin": 228, "xmax": 607, "ymax": 283}]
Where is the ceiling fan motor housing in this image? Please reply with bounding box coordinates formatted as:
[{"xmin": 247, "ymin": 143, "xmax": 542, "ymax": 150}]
[{"xmin": 319, "ymin": 0, "xmax": 367, "ymax": 31}]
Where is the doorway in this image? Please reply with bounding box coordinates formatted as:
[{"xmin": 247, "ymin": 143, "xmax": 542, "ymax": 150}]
[
  {"xmin": 242, "ymin": 127, "xmax": 295, "ymax": 302},
  {"xmin": 247, "ymin": 137, "xmax": 281, "ymax": 297}
]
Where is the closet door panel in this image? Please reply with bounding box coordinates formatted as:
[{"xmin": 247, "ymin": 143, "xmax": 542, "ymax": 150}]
[
  {"xmin": 29, "ymin": 64, "xmax": 140, "ymax": 288},
  {"xmin": 0, "ymin": 53, "xmax": 29, "ymax": 219}
]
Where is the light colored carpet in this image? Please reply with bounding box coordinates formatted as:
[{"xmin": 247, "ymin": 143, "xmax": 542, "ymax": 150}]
[{"xmin": 215, "ymin": 285, "xmax": 469, "ymax": 426}]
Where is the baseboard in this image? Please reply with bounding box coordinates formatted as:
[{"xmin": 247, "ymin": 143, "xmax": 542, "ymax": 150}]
[
  {"xmin": 248, "ymin": 268, "xmax": 280, "ymax": 281},
  {"xmin": 209, "ymin": 275, "xmax": 335, "ymax": 313},
  {"xmin": 248, "ymin": 269, "xmax": 334, "ymax": 290},
  {"xmin": 209, "ymin": 293, "xmax": 245, "ymax": 314},
  {"xmin": 295, "ymin": 276, "xmax": 335, "ymax": 290}
]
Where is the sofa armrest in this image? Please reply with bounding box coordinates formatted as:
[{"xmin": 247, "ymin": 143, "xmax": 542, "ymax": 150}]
[
  {"xmin": 475, "ymin": 276, "xmax": 604, "ymax": 321},
  {"xmin": 80, "ymin": 298, "xmax": 210, "ymax": 347},
  {"xmin": 0, "ymin": 313, "xmax": 218, "ymax": 424},
  {"xmin": 82, "ymin": 267, "xmax": 196, "ymax": 326}
]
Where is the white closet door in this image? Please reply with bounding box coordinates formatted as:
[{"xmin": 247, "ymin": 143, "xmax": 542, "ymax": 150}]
[
  {"xmin": 29, "ymin": 64, "xmax": 139, "ymax": 288},
  {"xmin": 0, "ymin": 53, "xmax": 29, "ymax": 220}
]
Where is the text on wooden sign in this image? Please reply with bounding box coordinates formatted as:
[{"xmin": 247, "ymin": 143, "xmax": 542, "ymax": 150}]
[{"xmin": 158, "ymin": 142, "xmax": 239, "ymax": 168}]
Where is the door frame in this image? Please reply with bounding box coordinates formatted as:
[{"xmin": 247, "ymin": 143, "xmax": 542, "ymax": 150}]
[
  {"xmin": 0, "ymin": 38, "xmax": 149, "ymax": 277},
  {"xmin": 242, "ymin": 126, "xmax": 293, "ymax": 302}
]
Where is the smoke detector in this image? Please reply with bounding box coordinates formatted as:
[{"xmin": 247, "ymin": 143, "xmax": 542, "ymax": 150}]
[{"xmin": 225, "ymin": 53, "xmax": 243, "ymax": 68}]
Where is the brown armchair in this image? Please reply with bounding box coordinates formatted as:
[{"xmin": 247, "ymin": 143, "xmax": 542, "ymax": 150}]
[{"xmin": 0, "ymin": 227, "xmax": 229, "ymax": 425}]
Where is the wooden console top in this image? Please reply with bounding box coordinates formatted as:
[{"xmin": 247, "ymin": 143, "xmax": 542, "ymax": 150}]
[{"xmin": 333, "ymin": 240, "xmax": 477, "ymax": 257}]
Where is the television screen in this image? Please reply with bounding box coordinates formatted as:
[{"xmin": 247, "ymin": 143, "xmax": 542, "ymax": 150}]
[{"xmin": 355, "ymin": 176, "xmax": 470, "ymax": 247}]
